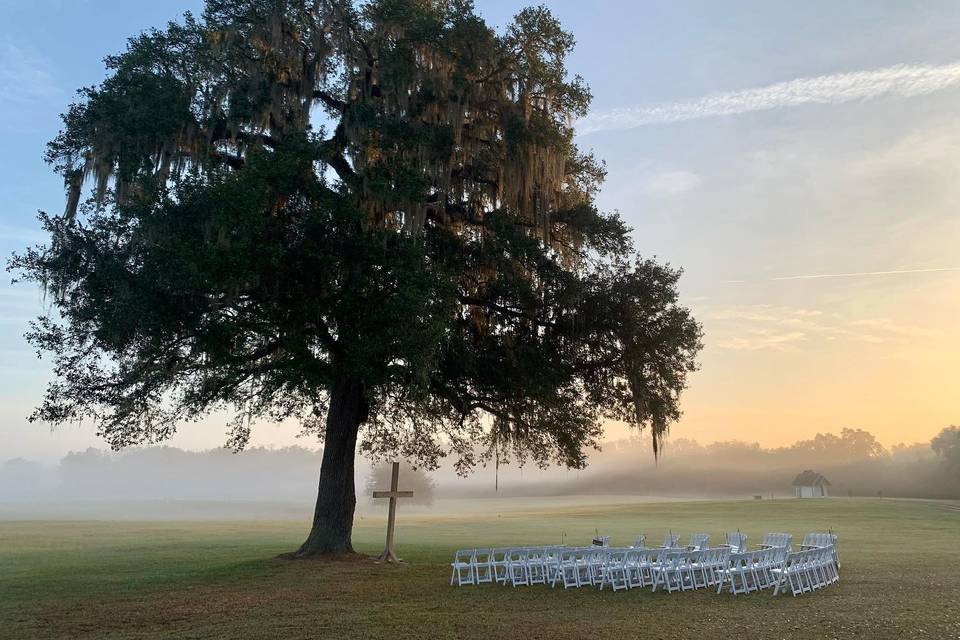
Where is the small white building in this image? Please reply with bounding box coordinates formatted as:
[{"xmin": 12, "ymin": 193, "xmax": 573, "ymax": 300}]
[{"xmin": 793, "ymin": 470, "xmax": 831, "ymax": 498}]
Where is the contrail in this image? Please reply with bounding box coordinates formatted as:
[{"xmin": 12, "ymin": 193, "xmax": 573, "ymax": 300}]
[
  {"xmin": 578, "ymin": 61, "xmax": 960, "ymax": 134},
  {"xmin": 770, "ymin": 267, "xmax": 960, "ymax": 281}
]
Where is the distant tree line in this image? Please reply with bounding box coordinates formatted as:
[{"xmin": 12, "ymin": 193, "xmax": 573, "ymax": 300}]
[
  {"xmin": 1, "ymin": 426, "xmax": 957, "ymax": 504},
  {"xmin": 472, "ymin": 426, "xmax": 960, "ymax": 500}
]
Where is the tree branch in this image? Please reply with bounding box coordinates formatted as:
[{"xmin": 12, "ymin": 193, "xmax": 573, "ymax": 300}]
[
  {"xmin": 319, "ymin": 121, "xmax": 359, "ymax": 189},
  {"xmin": 208, "ymin": 150, "xmax": 245, "ymax": 170},
  {"xmin": 457, "ymin": 294, "xmax": 555, "ymax": 327},
  {"xmin": 313, "ymin": 90, "xmax": 347, "ymax": 112}
]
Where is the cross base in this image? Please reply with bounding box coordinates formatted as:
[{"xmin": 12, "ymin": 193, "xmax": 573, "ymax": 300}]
[{"xmin": 374, "ymin": 548, "xmax": 404, "ymax": 563}]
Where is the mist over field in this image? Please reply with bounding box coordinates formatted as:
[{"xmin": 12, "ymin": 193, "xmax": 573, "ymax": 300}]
[{"xmin": 2, "ymin": 427, "xmax": 957, "ymax": 520}]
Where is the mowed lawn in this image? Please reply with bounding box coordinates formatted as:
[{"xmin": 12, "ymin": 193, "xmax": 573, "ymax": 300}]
[{"xmin": 1, "ymin": 499, "xmax": 958, "ymax": 639}]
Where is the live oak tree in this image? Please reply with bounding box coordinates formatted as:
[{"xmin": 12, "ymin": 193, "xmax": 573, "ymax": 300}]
[{"xmin": 10, "ymin": 0, "xmax": 703, "ymax": 555}]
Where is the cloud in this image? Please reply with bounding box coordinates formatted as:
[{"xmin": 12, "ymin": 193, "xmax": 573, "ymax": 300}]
[
  {"xmin": 0, "ymin": 42, "xmax": 62, "ymax": 129},
  {"xmin": 716, "ymin": 329, "xmax": 808, "ymax": 351},
  {"xmin": 638, "ymin": 170, "xmax": 702, "ymax": 197},
  {"xmin": 602, "ymin": 164, "xmax": 702, "ymax": 205},
  {"xmin": 578, "ymin": 61, "xmax": 960, "ymax": 134},
  {"xmin": 710, "ymin": 306, "xmax": 827, "ymax": 351},
  {"xmin": 0, "ymin": 44, "xmax": 60, "ymax": 111},
  {"xmin": 846, "ymin": 318, "xmax": 941, "ymax": 340},
  {"xmin": 708, "ymin": 305, "xmax": 940, "ymax": 351}
]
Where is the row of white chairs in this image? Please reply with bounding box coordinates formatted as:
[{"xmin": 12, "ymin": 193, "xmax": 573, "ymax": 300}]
[
  {"xmin": 772, "ymin": 546, "xmax": 840, "ymax": 596},
  {"xmin": 640, "ymin": 531, "xmax": 746, "ymax": 552},
  {"xmin": 800, "ymin": 532, "xmax": 837, "ymax": 548},
  {"xmin": 716, "ymin": 543, "xmax": 839, "ymax": 597},
  {"xmin": 451, "ymin": 532, "xmax": 838, "ymax": 596},
  {"xmin": 716, "ymin": 547, "xmax": 790, "ymax": 594},
  {"xmin": 800, "ymin": 532, "xmax": 840, "ymax": 566},
  {"xmin": 451, "ymin": 545, "xmax": 733, "ymax": 591},
  {"xmin": 657, "ymin": 531, "xmax": 799, "ymax": 554},
  {"xmin": 647, "ymin": 547, "xmax": 734, "ymax": 592}
]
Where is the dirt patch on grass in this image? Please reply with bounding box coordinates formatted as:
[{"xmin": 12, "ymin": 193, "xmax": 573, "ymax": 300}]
[{"xmin": 275, "ymin": 549, "xmax": 376, "ymax": 563}]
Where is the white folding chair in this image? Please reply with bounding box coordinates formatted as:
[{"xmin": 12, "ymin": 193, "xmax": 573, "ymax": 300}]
[
  {"xmin": 759, "ymin": 532, "xmax": 792, "ymax": 551},
  {"xmin": 825, "ymin": 546, "xmax": 840, "ymax": 584},
  {"xmin": 450, "ymin": 549, "xmax": 475, "ymax": 586},
  {"xmin": 677, "ymin": 551, "xmax": 701, "ymax": 591},
  {"xmin": 652, "ymin": 549, "xmax": 687, "ymax": 593},
  {"xmin": 626, "ymin": 549, "xmax": 656, "ymax": 588},
  {"xmin": 586, "ymin": 547, "xmax": 610, "ymax": 586},
  {"xmin": 526, "ymin": 547, "xmax": 548, "ymax": 585},
  {"xmin": 659, "ymin": 532, "xmax": 680, "ymax": 549},
  {"xmin": 751, "ymin": 547, "xmax": 782, "ymax": 590},
  {"xmin": 693, "ymin": 547, "xmax": 729, "ymax": 588},
  {"xmin": 599, "ymin": 549, "xmax": 630, "ymax": 591},
  {"xmin": 687, "ymin": 533, "xmax": 710, "ymax": 551},
  {"xmin": 506, "ymin": 548, "xmax": 530, "ymax": 587},
  {"xmin": 552, "ymin": 548, "xmax": 584, "ymax": 589},
  {"xmin": 542, "ymin": 545, "xmax": 565, "ymax": 583},
  {"xmin": 772, "ymin": 550, "xmax": 800, "ymax": 596},
  {"xmin": 722, "ymin": 531, "xmax": 748, "ymax": 553},
  {"xmin": 491, "ymin": 547, "xmax": 510, "ymax": 584},
  {"xmin": 471, "ymin": 548, "xmax": 494, "ymax": 584},
  {"xmin": 717, "ymin": 550, "xmax": 758, "ymax": 595}
]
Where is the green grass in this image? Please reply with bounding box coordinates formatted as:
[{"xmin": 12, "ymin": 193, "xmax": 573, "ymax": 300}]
[{"xmin": 2, "ymin": 498, "xmax": 958, "ymax": 639}]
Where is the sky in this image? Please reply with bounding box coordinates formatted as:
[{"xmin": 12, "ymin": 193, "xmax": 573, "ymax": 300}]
[{"xmin": 1, "ymin": 1, "xmax": 958, "ymax": 462}]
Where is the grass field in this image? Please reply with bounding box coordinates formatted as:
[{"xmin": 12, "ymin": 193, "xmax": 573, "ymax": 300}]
[{"xmin": 2, "ymin": 498, "xmax": 958, "ymax": 639}]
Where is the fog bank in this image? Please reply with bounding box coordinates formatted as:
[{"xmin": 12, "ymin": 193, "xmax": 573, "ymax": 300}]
[{"xmin": 2, "ymin": 427, "xmax": 957, "ymax": 519}]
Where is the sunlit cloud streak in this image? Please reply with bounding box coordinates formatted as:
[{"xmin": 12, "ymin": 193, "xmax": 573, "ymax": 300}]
[
  {"xmin": 579, "ymin": 61, "xmax": 960, "ymax": 134},
  {"xmin": 724, "ymin": 267, "xmax": 960, "ymax": 284},
  {"xmin": 770, "ymin": 267, "xmax": 960, "ymax": 281},
  {"xmin": 708, "ymin": 305, "xmax": 942, "ymax": 351}
]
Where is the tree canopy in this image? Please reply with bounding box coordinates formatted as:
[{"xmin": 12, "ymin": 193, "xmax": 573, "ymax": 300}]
[
  {"xmin": 931, "ymin": 426, "xmax": 960, "ymax": 471},
  {"xmin": 10, "ymin": 0, "xmax": 702, "ymax": 553}
]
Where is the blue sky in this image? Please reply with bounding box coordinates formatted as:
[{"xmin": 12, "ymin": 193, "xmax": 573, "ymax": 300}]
[{"xmin": 2, "ymin": 1, "xmax": 959, "ymax": 461}]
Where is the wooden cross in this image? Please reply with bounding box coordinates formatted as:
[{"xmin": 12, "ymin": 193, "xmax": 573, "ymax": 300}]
[{"xmin": 372, "ymin": 462, "xmax": 414, "ymax": 563}]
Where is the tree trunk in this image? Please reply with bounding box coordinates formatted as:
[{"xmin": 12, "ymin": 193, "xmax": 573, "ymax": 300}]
[{"xmin": 297, "ymin": 378, "xmax": 366, "ymax": 556}]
